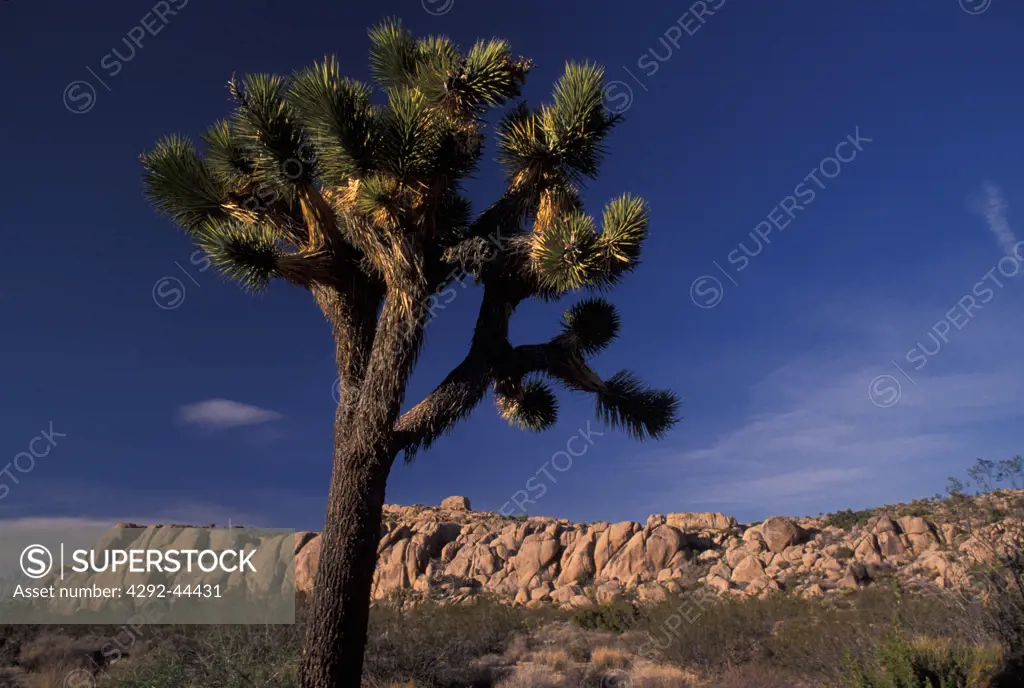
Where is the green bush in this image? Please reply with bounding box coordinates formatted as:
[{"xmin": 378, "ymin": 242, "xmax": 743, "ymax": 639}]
[
  {"xmin": 99, "ymin": 624, "xmax": 302, "ymax": 688},
  {"xmin": 897, "ymin": 501, "xmax": 933, "ymax": 519},
  {"xmin": 364, "ymin": 598, "xmax": 533, "ymax": 686},
  {"xmin": 824, "ymin": 508, "xmax": 878, "ymax": 531},
  {"xmin": 627, "ymin": 587, "xmax": 997, "ymax": 681},
  {"xmin": 572, "ymin": 601, "xmax": 644, "ymax": 634},
  {"xmin": 839, "ymin": 630, "xmax": 1003, "ymax": 688},
  {"xmin": 0, "ymin": 585, "xmax": 1016, "ymax": 687}
]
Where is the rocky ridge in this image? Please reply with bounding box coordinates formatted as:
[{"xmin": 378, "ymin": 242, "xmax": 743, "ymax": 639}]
[
  {"xmin": 43, "ymin": 492, "xmax": 1020, "ymax": 611},
  {"xmin": 289, "ymin": 491, "xmax": 1024, "ymax": 608}
]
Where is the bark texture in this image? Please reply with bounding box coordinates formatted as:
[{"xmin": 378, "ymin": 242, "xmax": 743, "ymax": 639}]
[
  {"xmin": 298, "ymin": 432, "xmax": 391, "ymax": 686},
  {"xmin": 300, "ymin": 283, "xmax": 426, "ymax": 688}
]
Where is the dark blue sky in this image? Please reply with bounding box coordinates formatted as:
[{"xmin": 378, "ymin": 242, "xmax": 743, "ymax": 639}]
[{"xmin": 3, "ymin": 0, "xmax": 1024, "ymax": 531}]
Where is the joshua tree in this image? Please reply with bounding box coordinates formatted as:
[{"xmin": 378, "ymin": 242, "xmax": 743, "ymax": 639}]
[{"xmin": 141, "ymin": 19, "xmax": 680, "ymax": 687}]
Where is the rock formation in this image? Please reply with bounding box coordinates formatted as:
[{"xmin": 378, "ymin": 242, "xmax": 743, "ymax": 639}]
[
  {"xmin": 285, "ymin": 491, "xmax": 1024, "ymax": 608},
  {"xmin": 37, "ymin": 491, "xmax": 1023, "ymax": 612}
]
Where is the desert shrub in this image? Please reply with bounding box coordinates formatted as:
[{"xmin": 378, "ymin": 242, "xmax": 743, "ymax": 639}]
[
  {"xmin": 824, "ymin": 508, "xmax": 878, "ymax": 531},
  {"xmin": 986, "ymin": 506, "xmax": 1007, "ymax": 524},
  {"xmin": 945, "ymin": 457, "xmax": 1024, "ymax": 666},
  {"xmin": 634, "ymin": 593, "xmax": 801, "ymax": 671},
  {"xmin": 590, "ymin": 645, "xmax": 628, "ymax": 669},
  {"xmin": 835, "ymin": 547, "xmax": 857, "ymax": 559},
  {"xmin": 839, "ymin": 630, "xmax": 1003, "ymax": 688},
  {"xmin": 99, "ymin": 650, "xmax": 193, "ymax": 688},
  {"xmin": 0, "ymin": 625, "xmax": 39, "ymax": 668},
  {"xmin": 99, "ymin": 623, "xmax": 303, "ymax": 688},
  {"xmin": 625, "ymin": 587, "xmax": 999, "ymax": 682},
  {"xmin": 495, "ymin": 662, "xmax": 563, "ymax": 687},
  {"xmin": 572, "ymin": 601, "xmax": 644, "ymax": 634},
  {"xmin": 627, "ymin": 663, "xmax": 698, "ymax": 687},
  {"xmin": 711, "ymin": 662, "xmax": 814, "ymax": 687},
  {"xmin": 897, "ymin": 501, "xmax": 933, "ymax": 519},
  {"xmin": 363, "ymin": 598, "xmax": 529, "ymax": 687},
  {"xmin": 959, "ymin": 573, "xmax": 1024, "ymax": 662},
  {"xmin": 16, "ymin": 632, "xmax": 110, "ymax": 673}
]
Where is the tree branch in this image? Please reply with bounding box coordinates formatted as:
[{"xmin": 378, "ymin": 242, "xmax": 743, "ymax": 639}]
[
  {"xmin": 391, "ymin": 283, "xmax": 521, "ymax": 459},
  {"xmin": 391, "ymin": 351, "xmax": 492, "ymax": 460}
]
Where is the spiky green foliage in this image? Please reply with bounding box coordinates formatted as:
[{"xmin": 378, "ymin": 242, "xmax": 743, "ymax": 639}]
[
  {"xmin": 532, "ymin": 211, "xmax": 599, "ymax": 290},
  {"xmin": 495, "ymin": 378, "xmax": 558, "ymax": 431},
  {"xmin": 140, "ymin": 136, "xmax": 226, "ymax": 233},
  {"xmin": 368, "ymin": 19, "xmax": 419, "ymax": 89},
  {"xmin": 496, "ymin": 102, "xmax": 545, "ymax": 185},
  {"xmin": 560, "ymin": 298, "xmax": 620, "ymax": 356},
  {"xmin": 545, "ymin": 62, "xmax": 619, "ymax": 181},
  {"xmin": 495, "ymin": 62, "xmax": 617, "ymax": 194},
  {"xmin": 288, "ymin": 58, "xmax": 378, "ymax": 182},
  {"xmin": 596, "ymin": 193, "xmax": 649, "ymax": 284},
  {"xmin": 200, "ymin": 120, "xmax": 256, "ymax": 191},
  {"xmin": 596, "ymin": 371, "xmax": 681, "ymax": 441},
  {"xmin": 229, "ymin": 73, "xmax": 317, "ymax": 189},
  {"xmin": 378, "ymin": 87, "xmax": 442, "ymax": 180},
  {"xmin": 141, "ymin": 19, "xmax": 679, "ymax": 463},
  {"xmin": 529, "ymin": 193, "xmax": 649, "ymax": 292},
  {"xmin": 195, "ymin": 220, "xmax": 287, "ymax": 293}
]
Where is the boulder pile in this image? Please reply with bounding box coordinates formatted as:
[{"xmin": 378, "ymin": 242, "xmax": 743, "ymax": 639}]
[{"xmin": 289, "ymin": 492, "xmax": 1024, "ymax": 608}]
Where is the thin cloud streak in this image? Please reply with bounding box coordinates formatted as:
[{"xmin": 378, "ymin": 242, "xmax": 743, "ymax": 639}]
[
  {"xmin": 975, "ymin": 181, "xmax": 1017, "ymax": 257},
  {"xmin": 177, "ymin": 398, "xmax": 283, "ymax": 429},
  {"xmin": 640, "ymin": 294, "xmax": 1024, "ymax": 517}
]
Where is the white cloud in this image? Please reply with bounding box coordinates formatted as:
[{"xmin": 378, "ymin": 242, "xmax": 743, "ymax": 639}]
[
  {"xmin": 177, "ymin": 399, "xmax": 282, "ymax": 429},
  {"xmin": 973, "ymin": 181, "xmax": 1018, "ymax": 257}
]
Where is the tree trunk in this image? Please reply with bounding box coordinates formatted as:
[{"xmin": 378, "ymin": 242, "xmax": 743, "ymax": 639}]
[
  {"xmin": 299, "ymin": 423, "xmax": 393, "ymax": 688},
  {"xmin": 301, "ymin": 278, "xmax": 426, "ymax": 687}
]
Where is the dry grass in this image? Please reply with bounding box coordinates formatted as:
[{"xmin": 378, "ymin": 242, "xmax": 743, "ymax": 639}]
[
  {"xmin": 709, "ymin": 663, "xmax": 815, "ymax": 687},
  {"xmin": 15, "ymin": 632, "xmax": 108, "ymax": 674},
  {"xmin": 908, "ymin": 634, "xmax": 1005, "ymax": 685},
  {"xmin": 530, "ymin": 649, "xmax": 571, "ymax": 671},
  {"xmin": 0, "ymin": 589, "xmax": 1021, "ymax": 687},
  {"xmin": 591, "ymin": 645, "xmax": 629, "ymax": 669},
  {"xmin": 20, "ymin": 666, "xmax": 86, "ymax": 688},
  {"xmin": 628, "ymin": 663, "xmax": 698, "ymax": 687},
  {"xmin": 494, "ymin": 662, "xmax": 563, "ymax": 688}
]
